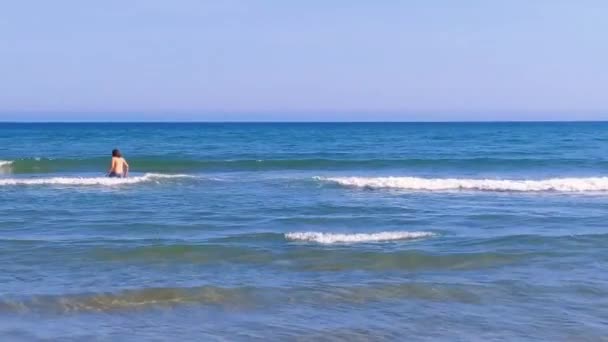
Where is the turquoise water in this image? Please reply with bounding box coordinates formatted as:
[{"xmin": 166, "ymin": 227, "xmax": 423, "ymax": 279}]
[{"xmin": 1, "ymin": 122, "xmax": 607, "ymax": 341}]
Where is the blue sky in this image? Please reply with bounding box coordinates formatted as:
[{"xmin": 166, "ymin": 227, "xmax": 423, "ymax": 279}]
[{"xmin": 1, "ymin": 0, "xmax": 607, "ymax": 121}]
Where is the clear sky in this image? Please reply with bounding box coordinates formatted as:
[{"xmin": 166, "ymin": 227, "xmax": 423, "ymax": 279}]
[{"xmin": 1, "ymin": 0, "xmax": 607, "ymax": 121}]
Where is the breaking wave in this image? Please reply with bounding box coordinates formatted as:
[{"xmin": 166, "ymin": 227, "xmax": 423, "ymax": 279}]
[
  {"xmin": 317, "ymin": 176, "xmax": 608, "ymax": 192},
  {"xmin": 0, "ymin": 173, "xmax": 194, "ymax": 186},
  {"xmin": 285, "ymin": 231, "xmax": 435, "ymax": 244}
]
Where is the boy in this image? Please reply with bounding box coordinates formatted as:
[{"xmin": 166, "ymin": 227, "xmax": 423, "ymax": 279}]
[{"xmin": 108, "ymin": 149, "xmax": 129, "ymax": 177}]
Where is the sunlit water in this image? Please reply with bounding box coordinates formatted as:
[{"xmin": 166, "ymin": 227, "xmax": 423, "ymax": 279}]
[{"xmin": 1, "ymin": 122, "xmax": 607, "ymax": 341}]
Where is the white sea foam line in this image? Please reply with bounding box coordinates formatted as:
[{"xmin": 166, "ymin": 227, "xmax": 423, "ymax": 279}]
[
  {"xmin": 0, "ymin": 160, "xmax": 13, "ymax": 167},
  {"xmin": 0, "ymin": 173, "xmax": 194, "ymax": 186},
  {"xmin": 285, "ymin": 231, "xmax": 435, "ymax": 244},
  {"xmin": 316, "ymin": 176, "xmax": 608, "ymax": 192}
]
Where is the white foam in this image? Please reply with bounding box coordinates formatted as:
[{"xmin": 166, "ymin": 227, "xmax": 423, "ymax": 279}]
[
  {"xmin": 285, "ymin": 231, "xmax": 435, "ymax": 244},
  {"xmin": 0, "ymin": 160, "xmax": 13, "ymax": 167},
  {"xmin": 0, "ymin": 173, "xmax": 193, "ymax": 186},
  {"xmin": 317, "ymin": 176, "xmax": 608, "ymax": 192}
]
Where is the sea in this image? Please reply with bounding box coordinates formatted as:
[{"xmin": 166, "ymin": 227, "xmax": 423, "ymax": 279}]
[{"xmin": 0, "ymin": 122, "xmax": 607, "ymax": 341}]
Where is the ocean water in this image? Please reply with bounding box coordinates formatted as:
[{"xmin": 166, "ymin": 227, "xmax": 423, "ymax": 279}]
[{"xmin": 1, "ymin": 122, "xmax": 607, "ymax": 341}]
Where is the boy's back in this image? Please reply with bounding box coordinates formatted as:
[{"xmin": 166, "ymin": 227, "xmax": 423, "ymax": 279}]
[{"xmin": 111, "ymin": 157, "xmax": 128, "ymax": 175}]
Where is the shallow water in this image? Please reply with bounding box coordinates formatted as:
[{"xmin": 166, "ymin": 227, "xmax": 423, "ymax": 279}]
[{"xmin": 1, "ymin": 122, "xmax": 607, "ymax": 341}]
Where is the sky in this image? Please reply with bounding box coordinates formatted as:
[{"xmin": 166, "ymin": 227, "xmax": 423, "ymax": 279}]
[{"xmin": 0, "ymin": 0, "xmax": 607, "ymax": 121}]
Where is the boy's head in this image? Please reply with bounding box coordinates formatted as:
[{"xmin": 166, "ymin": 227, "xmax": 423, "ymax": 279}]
[{"xmin": 112, "ymin": 149, "xmax": 122, "ymax": 158}]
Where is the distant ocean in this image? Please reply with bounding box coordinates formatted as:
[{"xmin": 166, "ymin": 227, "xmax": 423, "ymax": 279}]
[{"xmin": 1, "ymin": 122, "xmax": 607, "ymax": 341}]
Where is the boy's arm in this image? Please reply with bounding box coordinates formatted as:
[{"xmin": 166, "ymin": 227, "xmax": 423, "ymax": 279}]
[
  {"xmin": 123, "ymin": 160, "xmax": 129, "ymax": 176},
  {"xmin": 108, "ymin": 159, "xmax": 114, "ymax": 173}
]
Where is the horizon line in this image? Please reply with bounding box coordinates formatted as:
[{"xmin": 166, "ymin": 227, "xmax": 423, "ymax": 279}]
[{"xmin": 1, "ymin": 120, "xmax": 608, "ymax": 124}]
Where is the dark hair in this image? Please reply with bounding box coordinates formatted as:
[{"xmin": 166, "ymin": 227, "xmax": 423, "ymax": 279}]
[{"xmin": 112, "ymin": 149, "xmax": 122, "ymax": 158}]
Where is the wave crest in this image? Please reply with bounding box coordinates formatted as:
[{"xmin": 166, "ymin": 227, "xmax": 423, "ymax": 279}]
[
  {"xmin": 8, "ymin": 156, "xmax": 605, "ymax": 174},
  {"xmin": 0, "ymin": 173, "xmax": 193, "ymax": 186},
  {"xmin": 285, "ymin": 231, "xmax": 435, "ymax": 244},
  {"xmin": 0, "ymin": 283, "xmax": 480, "ymax": 313},
  {"xmin": 317, "ymin": 176, "xmax": 608, "ymax": 192}
]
